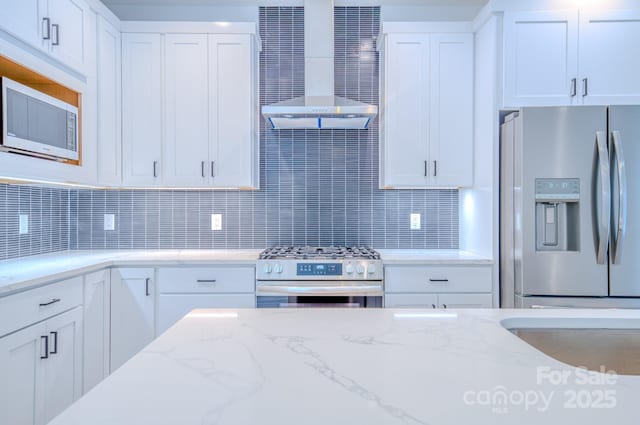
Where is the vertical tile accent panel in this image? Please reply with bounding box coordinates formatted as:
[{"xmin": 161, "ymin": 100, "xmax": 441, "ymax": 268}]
[{"xmin": 0, "ymin": 184, "xmax": 70, "ymax": 260}]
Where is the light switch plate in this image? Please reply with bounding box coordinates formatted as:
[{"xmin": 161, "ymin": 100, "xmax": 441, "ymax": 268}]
[
  {"xmin": 19, "ymin": 214, "xmax": 29, "ymax": 234},
  {"xmin": 410, "ymin": 213, "xmax": 421, "ymax": 230},
  {"xmin": 104, "ymin": 214, "xmax": 115, "ymax": 231},
  {"xmin": 211, "ymin": 214, "xmax": 222, "ymax": 231}
]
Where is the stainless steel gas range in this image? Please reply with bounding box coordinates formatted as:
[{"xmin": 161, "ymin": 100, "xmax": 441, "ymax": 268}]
[{"xmin": 256, "ymin": 246, "xmax": 384, "ymax": 308}]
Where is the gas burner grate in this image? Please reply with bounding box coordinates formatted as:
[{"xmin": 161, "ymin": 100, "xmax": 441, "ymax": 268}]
[{"xmin": 259, "ymin": 246, "xmax": 380, "ymax": 260}]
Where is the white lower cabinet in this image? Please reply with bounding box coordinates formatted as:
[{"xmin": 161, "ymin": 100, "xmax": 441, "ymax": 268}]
[
  {"xmin": 0, "ymin": 307, "xmax": 83, "ymax": 425},
  {"xmin": 157, "ymin": 266, "xmax": 255, "ymax": 334},
  {"xmin": 82, "ymin": 269, "xmax": 110, "ymax": 393},
  {"xmin": 384, "ymin": 265, "xmax": 493, "ymax": 308},
  {"xmin": 110, "ymin": 268, "xmax": 155, "ymax": 373}
]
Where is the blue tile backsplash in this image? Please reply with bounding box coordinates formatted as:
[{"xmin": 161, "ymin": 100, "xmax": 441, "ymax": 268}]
[{"xmin": 0, "ymin": 6, "xmax": 458, "ymax": 260}]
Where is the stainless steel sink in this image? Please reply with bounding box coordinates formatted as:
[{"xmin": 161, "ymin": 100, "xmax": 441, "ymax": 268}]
[{"xmin": 510, "ymin": 327, "xmax": 640, "ymax": 375}]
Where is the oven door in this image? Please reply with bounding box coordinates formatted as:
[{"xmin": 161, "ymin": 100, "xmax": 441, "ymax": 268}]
[{"xmin": 256, "ymin": 280, "xmax": 384, "ymax": 308}]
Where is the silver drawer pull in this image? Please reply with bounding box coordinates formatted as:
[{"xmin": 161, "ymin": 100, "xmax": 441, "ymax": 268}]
[
  {"xmin": 428, "ymin": 278, "xmax": 449, "ymax": 283},
  {"xmin": 196, "ymin": 279, "xmax": 217, "ymax": 284},
  {"xmin": 39, "ymin": 298, "xmax": 61, "ymax": 307}
]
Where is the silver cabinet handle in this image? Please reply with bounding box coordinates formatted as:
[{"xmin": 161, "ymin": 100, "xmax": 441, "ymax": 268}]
[
  {"xmin": 211, "ymin": 161, "xmax": 215, "ymax": 178},
  {"xmin": 424, "ymin": 160, "xmax": 428, "ymax": 177},
  {"xmin": 433, "ymin": 160, "xmax": 437, "ymax": 177},
  {"xmin": 196, "ymin": 279, "xmax": 217, "ymax": 284},
  {"xmin": 442, "ymin": 304, "xmax": 447, "ymax": 309},
  {"xmin": 201, "ymin": 161, "xmax": 205, "ymax": 178},
  {"xmin": 429, "ymin": 278, "xmax": 449, "ymax": 283},
  {"xmin": 570, "ymin": 78, "xmax": 577, "ymax": 97},
  {"xmin": 51, "ymin": 23, "xmax": 59, "ymax": 46},
  {"xmin": 40, "ymin": 335, "xmax": 49, "ymax": 359},
  {"xmin": 42, "ymin": 17, "xmax": 51, "ymax": 40},
  {"xmin": 50, "ymin": 331, "xmax": 58, "ymax": 355},
  {"xmin": 145, "ymin": 278, "xmax": 151, "ymax": 296},
  {"xmin": 611, "ymin": 130, "xmax": 627, "ymax": 264},
  {"xmin": 595, "ymin": 131, "xmax": 611, "ymax": 265},
  {"xmin": 431, "ymin": 304, "xmax": 436, "ymax": 309},
  {"xmin": 582, "ymin": 78, "xmax": 588, "ymax": 97},
  {"xmin": 39, "ymin": 298, "xmax": 61, "ymax": 307},
  {"xmin": 153, "ymin": 161, "xmax": 158, "ymax": 178}
]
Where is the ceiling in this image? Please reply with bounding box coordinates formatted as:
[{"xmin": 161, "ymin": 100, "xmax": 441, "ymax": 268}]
[{"xmin": 101, "ymin": 0, "xmax": 489, "ymax": 6}]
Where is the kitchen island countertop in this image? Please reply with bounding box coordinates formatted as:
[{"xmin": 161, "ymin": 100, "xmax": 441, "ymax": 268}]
[{"xmin": 49, "ymin": 308, "xmax": 640, "ymax": 425}]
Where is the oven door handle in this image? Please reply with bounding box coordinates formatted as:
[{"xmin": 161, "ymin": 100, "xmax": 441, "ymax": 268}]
[{"xmin": 257, "ymin": 284, "xmax": 383, "ymax": 296}]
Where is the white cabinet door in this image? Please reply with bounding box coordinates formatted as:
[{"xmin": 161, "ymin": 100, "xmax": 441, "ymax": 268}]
[
  {"xmin": 209, "ymin": 34, "xmax": 256, "ymax": 188},
  {"xmin": 428, "ymin": 33, "xmax": 473, "ymax": 187},
  {"xmin": 47, "ymin": 0, "xmax": 88, "ymax": 73},
  {"xmin": 438, "ymin": 293, "xmax": 492, "ymax": 309},
  {"xmin": 503, "ymin": 10, "xmax": 579, "ymax": 107},
  {"xmin": 384, "ymin": 294, "xmax": 438, "ymax": 309},
  {"xmin": 0, "ymin": 0, "xmax": 46, "ymax": 49},
  {"xmin": 42, "ymin": 307, "xmax": 82, "ymax": 424},
  {"xmin": 122, "ymin": 33, "xmax": 163, "ymax": 186},
  {"xmin": 381, "ymin": 33, "xmax": 430, "ymax": 188},
  {"xmin": 0, "ymin": 321, "xmax": 46, "ymax": 425},
  {"xmin": 158, "ymin": 294, "xmax": 255, "ymax": 334},
  {"xmin": 83, "ymin": 269, "xmax": 110, "ymax": 393},
  {"xmin": 164, "ymin": 34, "xmax": 210, "ymax": 186},
  {"xmin": 579, "ymin": 10, "xmax": 640, "ymax": 105},
  {"xmin": 96, "ymin": 16, "xmax": 122, "ymax": 187},
  {"xmin": 110, "ymin": 268, "xmax": 155, "ymax": 373}
]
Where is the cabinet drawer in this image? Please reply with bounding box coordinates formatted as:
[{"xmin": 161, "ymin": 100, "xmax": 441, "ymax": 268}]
[
  {"xmin": 158, "ymin": 294, "xmax": 255, "ymax": 334},
  {"xmin": 385, "ymin": 266, "xmax": 492, "ymax": 293},
  {"xmin": 385, "ymin": 294, "xmax": 438, "ymax": 309},
  {"xmin": 0, "ymin": 276, "xmax": 83, "ymax": 337},
  {"xmin": 158, "ymin": 267, "xmax": 255, "ymax": 294}
]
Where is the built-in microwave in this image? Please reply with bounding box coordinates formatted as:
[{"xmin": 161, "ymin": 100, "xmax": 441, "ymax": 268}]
[{"xmin": 1, "ymin": 76, "xmax": 78, "ymax": 161}]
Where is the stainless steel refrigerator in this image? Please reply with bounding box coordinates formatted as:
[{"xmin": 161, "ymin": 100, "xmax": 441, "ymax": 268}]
[{"xmin": 500, "ymin": 106, "xmax": 640, "ymax": 308}]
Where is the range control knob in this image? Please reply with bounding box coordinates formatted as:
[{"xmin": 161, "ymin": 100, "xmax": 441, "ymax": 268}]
[
  {"xmin": 345, "ymin": 264, "xmax": 354, "ymax": 274},
  {"xmin": 262, "ymin": 264, "xmax": 272, "ymax": 274},
  {"xmin": 368, "ymin": 264, "xmax": 377, "ymax": 274},
  {"xmin": 274, "ymin": 264, "xmax": 284, "ymax": 274},
  {"xmin": 356, "ymin": 265, "xmax": 365, "ymax": 275}
]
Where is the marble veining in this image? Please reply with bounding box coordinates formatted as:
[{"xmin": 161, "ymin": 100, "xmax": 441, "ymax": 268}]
[{"xmin": 48, "ymin": 309, "xmax": 640, "ymax": 425}]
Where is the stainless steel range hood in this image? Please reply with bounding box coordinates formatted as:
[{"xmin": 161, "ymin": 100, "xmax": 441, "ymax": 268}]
[{"xmin": 261, "ymin": 0, "xmax": 377, "ymax": 130}]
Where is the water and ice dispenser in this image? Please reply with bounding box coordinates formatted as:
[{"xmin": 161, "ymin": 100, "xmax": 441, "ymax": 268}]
[{"xmin": 535, "ymin": 178, "xmax": 580, "ymax": 252}]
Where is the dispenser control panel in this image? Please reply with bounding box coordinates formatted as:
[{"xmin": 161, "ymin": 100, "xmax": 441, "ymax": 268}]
[{"xmin": 535, "ymin": 178, "xmax": 580, "ymax": 202}]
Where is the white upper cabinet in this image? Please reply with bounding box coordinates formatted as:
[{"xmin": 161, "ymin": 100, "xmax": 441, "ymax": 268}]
[
  {"xmin": 503, "ymin": 10, "xmax": 579, "ymax": 107},
  {"xmin": 209, "ymin": 34, "xmax": 258, "ymax": 188},
  {"xmin": 0, "ymin": 0, "xmax": 89, "ymax": 74},
  {"xmin": 164, "ymin": 34, "xmax": 210, "ymax": 186},
  {"xmin": 122, "ymin": 33, "xmax": 163, "ymax": 187},
  {"xmin": 122, "ymin": 25, "xmax": 259, "ymax": 189},
  {"xmin": 96, "ymin": 16, "xmax": 122, "ymax": 187},
  {"xmin": 381, "ymin": 33, "xmax": 430, "ymax": 188},
  {"xmin": 504, "ymin": 8, "xmax": 640, "ymax": 107},
  {"xmin": 380, "ymin": 29, "xmax": 473, "ymax": 189},
  {"xmin": 579, "ymin": 9, "xmax": 640, "ymax": 105},
  {"xmin": 429, "ymin": 33, "xmax": 473, "ymax": 187}
]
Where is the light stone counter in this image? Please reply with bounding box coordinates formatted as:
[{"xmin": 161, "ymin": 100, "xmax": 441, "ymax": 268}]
[
  {"xmin": 0, "ymin": 249, "xmax": 262, "ymax": 296},
  {"xmin": 0, "ymin": 249, "xmax": 491, "ymax": 296},
  {"xmin": 48, "ymin": 308, "xmax": 640, "ymax": 425}
]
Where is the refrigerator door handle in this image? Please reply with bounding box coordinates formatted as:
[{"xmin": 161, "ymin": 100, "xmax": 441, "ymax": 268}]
[
  {"xmin": 595, "ymin": 131, "xmax": 611, "ymax": 265},
  {"xmin": 611, "ymin": 130, "xmax": 628, "ymax": 264}
]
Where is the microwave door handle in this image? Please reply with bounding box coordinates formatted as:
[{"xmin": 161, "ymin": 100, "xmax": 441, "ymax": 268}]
[
  {"xmin": 611, "ymin": 130, "xmax": 627, "ymax": 264},
  {"xmin": 595, "ymin": 131, "xmax": 611, "ymax": 265}
]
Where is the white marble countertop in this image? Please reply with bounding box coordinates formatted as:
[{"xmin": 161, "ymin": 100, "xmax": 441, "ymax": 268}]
[
  {"xmin": 378, "ymin": 249, "xmax": 493, "ymax": 265},
  {"xmin": 49, "ymin": 308, "xmax": 640, "ymax": 425},
  {"xmin": 0, "ymin": 249, "xmax": 262, "ymax": 296},
  {"xmin": 0, "ymin": 249, "xmax": 492, "ymax": 296}
]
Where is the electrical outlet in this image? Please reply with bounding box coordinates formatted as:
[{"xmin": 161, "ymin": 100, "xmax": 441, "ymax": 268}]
[
  {"xmin": 410, "ymin": 213, "xmax": 421, "ymax": 230},
  {"xmin": 104, "ymin": 214, "xmax": 115, "ymax": 231},
  {"xmin": 211, "ymin": 214, "xmax": 222, "ymax": 231},
  {"xmin": 19, "ymin": 214, "xmax": 29, "ymax": 234}
]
